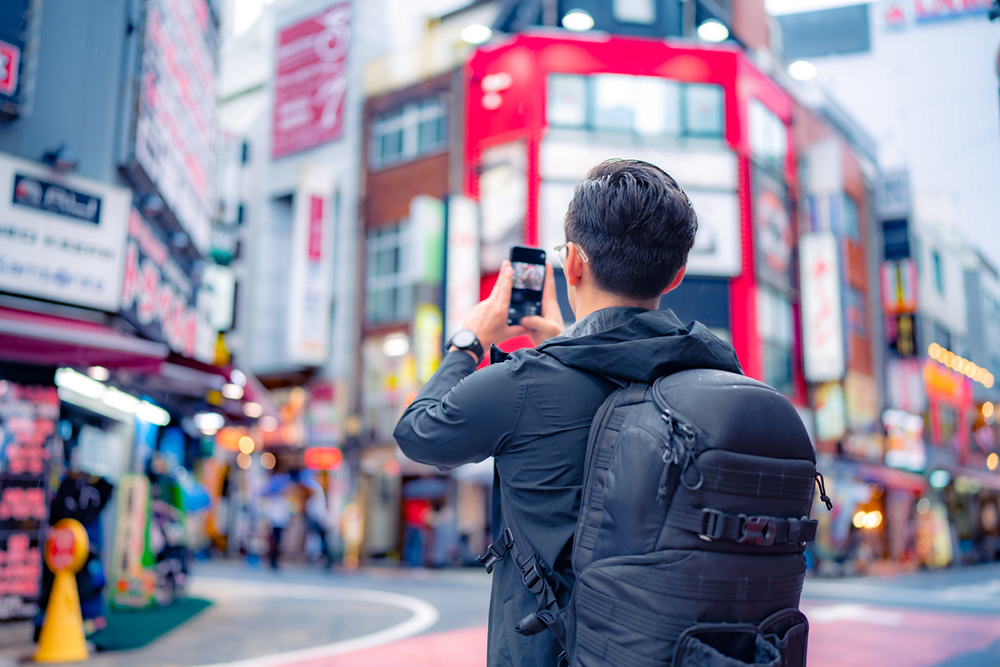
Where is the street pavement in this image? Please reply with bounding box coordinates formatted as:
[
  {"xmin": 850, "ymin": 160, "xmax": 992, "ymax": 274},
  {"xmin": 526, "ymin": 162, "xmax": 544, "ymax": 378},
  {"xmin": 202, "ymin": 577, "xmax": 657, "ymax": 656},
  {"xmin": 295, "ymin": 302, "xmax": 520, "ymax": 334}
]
[{"xmin": 2, "ymin": 559, "xmax": 999, "ymax": 666}]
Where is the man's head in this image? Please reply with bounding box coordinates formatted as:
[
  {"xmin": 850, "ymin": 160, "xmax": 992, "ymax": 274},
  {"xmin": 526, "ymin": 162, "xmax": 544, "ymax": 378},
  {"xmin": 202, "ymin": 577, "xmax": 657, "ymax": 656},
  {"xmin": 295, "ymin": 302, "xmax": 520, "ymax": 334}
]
[{"xmin": 564, "ymin": 159, "xmax": 697, "ymax": 301}]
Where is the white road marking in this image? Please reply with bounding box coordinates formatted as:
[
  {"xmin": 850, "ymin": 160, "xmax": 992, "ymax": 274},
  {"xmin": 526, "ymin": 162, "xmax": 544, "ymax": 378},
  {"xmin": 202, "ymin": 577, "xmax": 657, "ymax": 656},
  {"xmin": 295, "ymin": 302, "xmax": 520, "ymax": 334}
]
[
  {"xmin": 192, "ymin": 577, "xmax": 440, "ymax": 667},
  {"xmin": 803, "ymin": 603, "xmax": 904, "ymax": 626}
]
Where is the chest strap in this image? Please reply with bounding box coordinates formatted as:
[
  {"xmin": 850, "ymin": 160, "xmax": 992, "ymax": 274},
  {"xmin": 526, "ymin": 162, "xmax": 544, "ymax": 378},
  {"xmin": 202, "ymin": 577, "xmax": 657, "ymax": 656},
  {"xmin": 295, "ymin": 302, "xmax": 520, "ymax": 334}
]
[{"xmin": 666, "ymin": 506, "xmax": 818, "ymax": 546}]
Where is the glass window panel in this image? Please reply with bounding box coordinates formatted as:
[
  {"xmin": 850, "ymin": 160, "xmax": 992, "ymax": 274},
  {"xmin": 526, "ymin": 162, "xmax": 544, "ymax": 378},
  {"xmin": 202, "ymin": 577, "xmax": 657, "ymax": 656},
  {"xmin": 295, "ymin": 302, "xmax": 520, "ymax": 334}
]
[
  {"xmin": 417, "ymin": 114, "xmax": 446, "ymax": 153},
  {"xmin": 547, "ymin": 74, "xmax": 588, "ymax": 128},
  {"xmin": 635, "ymin": 77, "xmax": 681, "ymax": 137},
  {"xmin": 684, "ymin": 84, "xmax": 724, "ymax": 137},
  {"xmin": 843, "ymin": 195, "xmax": 859, "ymax": 239},
  {"xmin": 593, "ymin": 75, "xmax": 636, "ymax": 133},
  {"xmin": 380, "ymin": 129, "xmax": 403, "ymax": 164}
]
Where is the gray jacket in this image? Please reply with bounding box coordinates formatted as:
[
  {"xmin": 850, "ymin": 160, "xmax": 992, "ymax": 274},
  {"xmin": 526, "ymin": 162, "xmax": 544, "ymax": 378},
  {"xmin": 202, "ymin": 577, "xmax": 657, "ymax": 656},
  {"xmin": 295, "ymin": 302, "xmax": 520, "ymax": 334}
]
[{"xmin": 394, "ymin": 306, "xmax": 742, "ymax": 666}]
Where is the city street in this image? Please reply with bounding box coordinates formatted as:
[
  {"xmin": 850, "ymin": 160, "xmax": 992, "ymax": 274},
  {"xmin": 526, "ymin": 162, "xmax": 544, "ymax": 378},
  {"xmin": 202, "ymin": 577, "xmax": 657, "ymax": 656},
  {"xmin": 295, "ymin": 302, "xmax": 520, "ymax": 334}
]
[{"xmin": 3, "ymin": 559, "xmax": 999, "ymax": 667}]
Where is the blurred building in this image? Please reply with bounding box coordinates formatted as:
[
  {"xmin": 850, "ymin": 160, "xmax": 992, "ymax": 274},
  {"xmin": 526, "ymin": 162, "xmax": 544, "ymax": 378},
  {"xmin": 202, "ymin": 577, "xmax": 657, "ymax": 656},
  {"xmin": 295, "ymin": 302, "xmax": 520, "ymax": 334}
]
[
  {"xmin": 0, "ymin": 0, "xmax": 274, "ymax": 617},
  {"xmin": 215, "ymin": 0, "xmax": 394, "ymax": 562},
  {"xmin": 351, "ymin": 0, "xmax": 891, "ymax": 566},
  {"xmin": 779, "ymin": 0, "xmax": 1000, "ymax": 568}
]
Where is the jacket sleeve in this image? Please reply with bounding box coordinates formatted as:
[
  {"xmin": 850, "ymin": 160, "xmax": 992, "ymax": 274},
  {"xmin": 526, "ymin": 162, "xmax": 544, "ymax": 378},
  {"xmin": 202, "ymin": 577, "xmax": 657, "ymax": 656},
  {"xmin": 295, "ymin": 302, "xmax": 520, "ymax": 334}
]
[{"xmin": 393, "ymin": 349, "xmax": 524, "ymax": 470}]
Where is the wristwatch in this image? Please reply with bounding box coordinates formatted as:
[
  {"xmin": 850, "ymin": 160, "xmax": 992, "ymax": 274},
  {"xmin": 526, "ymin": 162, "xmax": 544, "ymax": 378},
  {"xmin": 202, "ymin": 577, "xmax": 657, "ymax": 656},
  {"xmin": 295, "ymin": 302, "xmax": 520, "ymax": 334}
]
[{"xmin": 446, "ymin": 330, "xmax": 484, "ymax": 364}]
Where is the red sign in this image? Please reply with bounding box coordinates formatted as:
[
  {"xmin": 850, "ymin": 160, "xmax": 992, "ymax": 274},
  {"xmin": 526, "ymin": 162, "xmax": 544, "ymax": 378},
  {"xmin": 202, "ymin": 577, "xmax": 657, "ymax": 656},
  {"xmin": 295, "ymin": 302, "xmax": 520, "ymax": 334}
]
[
  {"xmin": 304, "ymin": 447, "xmax": 343, "ymax": 471},
  {"xmin": 0, "ymin": 40, "xmax": 20, "ymax": 97},
  {"xmin": 273, "ymin": 4, "xmax": 351, "ymax": 158}
]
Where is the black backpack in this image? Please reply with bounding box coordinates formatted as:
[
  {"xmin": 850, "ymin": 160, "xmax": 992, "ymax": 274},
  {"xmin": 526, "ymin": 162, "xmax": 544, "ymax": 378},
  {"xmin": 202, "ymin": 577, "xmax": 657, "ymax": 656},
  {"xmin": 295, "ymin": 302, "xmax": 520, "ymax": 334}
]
[{"xmin": 480, "ymin": 368, "xmax": 832, "ymax": 667}]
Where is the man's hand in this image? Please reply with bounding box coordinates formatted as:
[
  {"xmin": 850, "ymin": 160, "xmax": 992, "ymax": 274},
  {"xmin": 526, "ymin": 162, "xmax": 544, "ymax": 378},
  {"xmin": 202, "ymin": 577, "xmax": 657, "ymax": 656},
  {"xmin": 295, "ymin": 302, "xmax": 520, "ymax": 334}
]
[
  {"xmin": 521, "ymin": 261, "xmax": 565, "ymax": 346},
  {"xmin": 458, "ymin": 261, "xmax": 526, "ymax": 352}
]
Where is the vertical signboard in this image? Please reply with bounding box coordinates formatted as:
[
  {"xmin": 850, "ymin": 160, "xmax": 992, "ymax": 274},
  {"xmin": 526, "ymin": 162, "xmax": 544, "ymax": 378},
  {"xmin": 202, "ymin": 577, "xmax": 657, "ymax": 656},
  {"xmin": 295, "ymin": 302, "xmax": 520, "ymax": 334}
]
[
  {"xmin": 445, "ymin": 195, "xmax": 480, "ymax": 339},
  {"xmin": 134, "ymin": 0, "xmax": 218, "ymax": 254},
  {"xmin": 120, "ymin": 210, "xmax": 213, "ymax": 362},
  {"xmin": 286, "ymin": 166, "xmax": 335, "ymax": 365},
  {"xmin": 753, "ymin": 169, "xmax": 795, "ymax": 294},
  {"xmin": 800, "ymin": 232, "xmax": 846, "ymax": 382},
  {"xmin": 0, "ymin": 382, "xmax": 58, "ymax": 620},
  {"xmin": 273, "ymin": 3, "xmax": 352, "ymax": 158},
  {"xmin": 0, "ymin": 153, "xmax": 131, "ymax": 311}
]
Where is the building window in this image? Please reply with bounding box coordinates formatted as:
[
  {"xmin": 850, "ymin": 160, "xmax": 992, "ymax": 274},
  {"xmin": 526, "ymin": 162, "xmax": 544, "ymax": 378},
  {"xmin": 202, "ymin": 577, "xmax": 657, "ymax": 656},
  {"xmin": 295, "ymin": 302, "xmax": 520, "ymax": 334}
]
[
  {"xmin": 371, "ymin": 97, "xmax": 448, "ymax": 168},
  {"xmin": 614, "ymin": 0, "xmax": 656, "ymax": 24},
  {"xmin": 757, "ymin": 286, "xmax": 794, "ymax": 396},
  {"xmin": 749, "ymin": 99, "xmax": 787, "ymax": 172},
  {"xmin": 931, "ymin": 250, "xmax": 944, "ymax": 295},
  {"xmin": 366, "ymin": 222, "xmax": 413, "ymax": 324},
  {"xmin": 546, "ymin": 73, "xmax": 724, "ymax": 140}
]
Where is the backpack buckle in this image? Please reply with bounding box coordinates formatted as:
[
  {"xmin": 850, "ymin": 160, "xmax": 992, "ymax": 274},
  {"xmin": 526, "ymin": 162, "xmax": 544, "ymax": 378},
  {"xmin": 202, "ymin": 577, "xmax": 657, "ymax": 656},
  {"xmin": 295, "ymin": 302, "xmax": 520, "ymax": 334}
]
[
  {"xmin": 740, "ymin": 515, "xmax": 778, "ymax": 546},
  {"xmin": 699, "ymin": 508, "xmax": 725, "ymax": 541},
  {"xmin": 476, "ymin": 527, "xmax": 514, "ymax": 574}
]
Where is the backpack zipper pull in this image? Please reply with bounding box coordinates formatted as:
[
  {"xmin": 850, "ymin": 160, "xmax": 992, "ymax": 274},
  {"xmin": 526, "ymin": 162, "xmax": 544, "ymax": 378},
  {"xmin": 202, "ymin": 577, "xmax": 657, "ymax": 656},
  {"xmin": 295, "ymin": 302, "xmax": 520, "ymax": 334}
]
[{"xmin": 815, "ymin": 472, "xmax": 833, "ymax": 511}]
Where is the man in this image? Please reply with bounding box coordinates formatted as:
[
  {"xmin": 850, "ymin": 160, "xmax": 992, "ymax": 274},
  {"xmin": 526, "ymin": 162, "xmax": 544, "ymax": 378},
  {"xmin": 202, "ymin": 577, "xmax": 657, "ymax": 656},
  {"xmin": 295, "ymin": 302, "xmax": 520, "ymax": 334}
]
[{"xmin": 394, "ymin": 159, "xmax": 743, "ymax": 666}]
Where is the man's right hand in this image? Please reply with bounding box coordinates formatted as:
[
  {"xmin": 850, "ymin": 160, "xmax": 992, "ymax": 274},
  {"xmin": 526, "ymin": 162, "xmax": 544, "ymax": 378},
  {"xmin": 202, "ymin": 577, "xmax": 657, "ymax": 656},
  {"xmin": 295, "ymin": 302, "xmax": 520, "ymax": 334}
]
[
  {"xmin": 457, "ymin": 261, "xmax": 527, "ymax": 353},
  {"xmin": 521, "ymin": 261, "xmax": 565, "ymax": 346}
]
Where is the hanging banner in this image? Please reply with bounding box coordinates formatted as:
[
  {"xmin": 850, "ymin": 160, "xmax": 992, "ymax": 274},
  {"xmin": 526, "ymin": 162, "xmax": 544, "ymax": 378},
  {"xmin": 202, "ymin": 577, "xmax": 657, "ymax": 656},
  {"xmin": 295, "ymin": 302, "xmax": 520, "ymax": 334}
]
[
  {"xmin": 273, "ymin": 3, "xmax": 352, "ymax": 158},
  {"xmin": 0, "ymin": 382, "xmax": 58, "ymax": 620},
  {"xmin": 286, "ymin": 166, "xmax": 335, "ymax": 366},
  {"xmin": 800, "ymin": 232, "xmax": 846, "ymax": 383}
]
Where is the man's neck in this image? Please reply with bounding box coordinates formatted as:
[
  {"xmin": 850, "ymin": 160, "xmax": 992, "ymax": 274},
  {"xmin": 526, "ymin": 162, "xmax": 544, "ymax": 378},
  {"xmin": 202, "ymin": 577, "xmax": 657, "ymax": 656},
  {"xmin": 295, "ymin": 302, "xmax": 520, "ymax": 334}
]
[{"xmin": 572, "ymin": 289, "xmax": 660, "ymax": 321}]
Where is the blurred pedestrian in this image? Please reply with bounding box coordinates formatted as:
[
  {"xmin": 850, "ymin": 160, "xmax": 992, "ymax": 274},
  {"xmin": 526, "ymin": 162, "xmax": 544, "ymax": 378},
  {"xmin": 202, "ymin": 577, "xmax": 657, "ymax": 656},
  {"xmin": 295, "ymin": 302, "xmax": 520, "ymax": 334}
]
[{"xmin": 265, "ymin": 490, "xmax": 290, "ymax": 570}]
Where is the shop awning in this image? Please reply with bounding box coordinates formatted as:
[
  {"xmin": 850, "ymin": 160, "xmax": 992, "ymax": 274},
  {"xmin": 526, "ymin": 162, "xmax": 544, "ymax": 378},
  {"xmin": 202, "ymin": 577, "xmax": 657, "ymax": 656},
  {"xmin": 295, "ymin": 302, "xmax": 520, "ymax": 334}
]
[
  {"xmin": 0, "ymin": 305, "xmax": 168, "ymax": 370},
  {"xmin": 946, "ymin": 466, "xmax": 1000, "ymax": 492}
]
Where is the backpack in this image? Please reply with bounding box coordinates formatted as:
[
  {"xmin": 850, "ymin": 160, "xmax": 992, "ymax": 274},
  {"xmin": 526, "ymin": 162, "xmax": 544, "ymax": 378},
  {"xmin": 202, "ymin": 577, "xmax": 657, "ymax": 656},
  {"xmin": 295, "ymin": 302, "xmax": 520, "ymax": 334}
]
[{"xmin": 479, "ymin": 368, "xmax": 832, "ymax": 667}]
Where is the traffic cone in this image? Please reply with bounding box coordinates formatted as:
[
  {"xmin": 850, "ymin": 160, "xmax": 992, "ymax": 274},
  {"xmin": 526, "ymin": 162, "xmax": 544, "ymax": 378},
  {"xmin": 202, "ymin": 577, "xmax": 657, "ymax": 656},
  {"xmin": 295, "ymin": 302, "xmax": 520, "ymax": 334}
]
[
  {"xmin": 34, "ymin": 570, "xmax": 89, "ymax": 662},
  {"xmin": 35, "ymin": 518, "xmax": 90, "ymax": 663}
]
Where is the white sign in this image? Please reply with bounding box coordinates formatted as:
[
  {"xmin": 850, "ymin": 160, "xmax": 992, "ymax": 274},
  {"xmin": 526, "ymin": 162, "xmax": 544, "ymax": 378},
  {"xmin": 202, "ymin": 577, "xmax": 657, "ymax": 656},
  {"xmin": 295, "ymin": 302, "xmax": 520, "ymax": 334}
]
[
  {"xmin": 286, "ymin": 165, "xmax": 335, "ymax": 366},
  {"xmin": 800, "ymin": 232, "xmax": 845, "ymax": 382},
  {"xmin": 0, "ymin": 153, "xmax": 131, "ymax": 311},
  {"xmin": 539, "ymin": 140, "xmax": 738, "ymax": 191},
  {"xmin": 687, "ymin": 190, "xmax": 741, "ymax": 277},
  {"xmin": 876, "ymin": 170, "xmax": 911, "ymax": 219},
  {"xmin": 445, "ymin": 195, "xmax": 480, "ymax": 339}
]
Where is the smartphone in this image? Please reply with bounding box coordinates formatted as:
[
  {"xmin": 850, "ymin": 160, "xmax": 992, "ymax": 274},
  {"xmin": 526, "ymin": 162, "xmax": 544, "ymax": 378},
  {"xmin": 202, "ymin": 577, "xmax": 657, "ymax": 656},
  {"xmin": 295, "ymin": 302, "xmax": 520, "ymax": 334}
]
[{"xmin": 508, "ymin": 246, "xmax": 546, "ymax": 325}]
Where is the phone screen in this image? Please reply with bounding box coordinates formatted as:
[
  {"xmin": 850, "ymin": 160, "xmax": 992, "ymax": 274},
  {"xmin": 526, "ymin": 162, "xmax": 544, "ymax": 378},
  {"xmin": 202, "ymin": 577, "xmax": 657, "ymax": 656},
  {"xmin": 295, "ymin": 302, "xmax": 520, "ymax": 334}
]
[{"xmin": 508, "ymin": 246, "xmax": 546, "ymax": 325}]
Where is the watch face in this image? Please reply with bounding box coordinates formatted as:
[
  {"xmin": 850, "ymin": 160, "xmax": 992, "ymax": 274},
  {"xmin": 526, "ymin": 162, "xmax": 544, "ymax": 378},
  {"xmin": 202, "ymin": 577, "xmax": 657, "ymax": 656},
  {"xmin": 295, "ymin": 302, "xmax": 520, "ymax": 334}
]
[{"xmin": 452, "ymin": 330, "xmax": 476, "ymax": 348}]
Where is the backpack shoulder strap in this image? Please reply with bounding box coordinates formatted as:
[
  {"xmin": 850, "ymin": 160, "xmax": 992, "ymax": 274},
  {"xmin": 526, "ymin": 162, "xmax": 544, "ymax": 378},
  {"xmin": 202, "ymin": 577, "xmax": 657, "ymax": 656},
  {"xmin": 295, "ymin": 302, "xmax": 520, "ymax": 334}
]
[{"xmin": 477, "ymin": 490, "xmax": 568, "ymax": 646}]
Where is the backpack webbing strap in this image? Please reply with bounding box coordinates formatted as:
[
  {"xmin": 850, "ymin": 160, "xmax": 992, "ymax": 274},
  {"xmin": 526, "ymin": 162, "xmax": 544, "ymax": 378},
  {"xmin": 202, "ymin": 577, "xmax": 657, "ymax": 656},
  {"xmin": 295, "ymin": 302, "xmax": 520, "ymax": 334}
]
[
  {"xmin": 616, "ymin": 567, "xmax": 806, "ymax": 602},
  {"xmin": 697, "ymin": 464, "xmax": 816, "ymax": 500},
  {"xmin": 479, "ymin": 492, "xmax": 567, "ymax": 646},
  {"xmin": 577, "ymin": 625, "xmax": 671, "ymax": 667},
  {"xmin": 577, "ymin": 585, "xmax": 693, "ymax": 641},
  {"xmin": 667, "ymin": 506, "xmax": 818, "ymax": 546}
]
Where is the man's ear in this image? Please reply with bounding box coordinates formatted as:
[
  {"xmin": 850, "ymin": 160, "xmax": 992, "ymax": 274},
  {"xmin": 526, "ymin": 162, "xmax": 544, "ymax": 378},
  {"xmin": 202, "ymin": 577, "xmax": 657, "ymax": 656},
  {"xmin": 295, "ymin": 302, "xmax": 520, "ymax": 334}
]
[
  {"xmin": 564, "ymin": 243, "xmax": 586, "ymax": 288},
  {"xmin": 662, "ymin": 266, "xmax": 686, "ymax": 295}
]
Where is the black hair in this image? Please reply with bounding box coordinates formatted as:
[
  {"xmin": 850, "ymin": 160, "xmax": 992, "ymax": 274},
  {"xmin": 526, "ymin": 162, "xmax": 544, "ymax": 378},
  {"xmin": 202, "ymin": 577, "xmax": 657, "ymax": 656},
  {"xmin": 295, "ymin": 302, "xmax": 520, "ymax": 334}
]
[{"xmin": 564, "ymin": 159, "xmax": 698, "ymax": 301}]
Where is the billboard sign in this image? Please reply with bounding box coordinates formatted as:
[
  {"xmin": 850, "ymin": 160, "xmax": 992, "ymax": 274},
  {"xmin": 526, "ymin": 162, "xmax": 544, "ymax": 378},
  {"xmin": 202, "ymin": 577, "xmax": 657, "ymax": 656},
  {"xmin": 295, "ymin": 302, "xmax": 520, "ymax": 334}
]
[
  {"xmin": 120, "ymin": 210, "xmax": 213, "ymax": 361},
  {"xmin": 800, "ymin": 232, "xmax": 845, "ymax": 382},
  {"xmin": 134, "ymin": 0, "xmax": 217, "ymax": 254},
  {"xmin": 0, "ymin": 153, "xmax": 130, "ymax": 311},
  {"xmin": 273, "ymin": 4, "xmax": 352, "ymax": 158}
]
